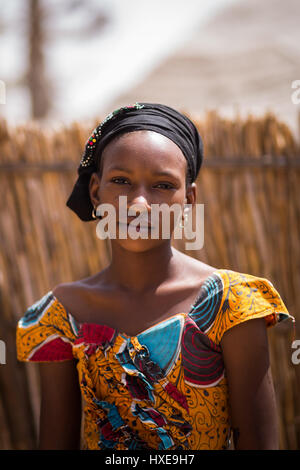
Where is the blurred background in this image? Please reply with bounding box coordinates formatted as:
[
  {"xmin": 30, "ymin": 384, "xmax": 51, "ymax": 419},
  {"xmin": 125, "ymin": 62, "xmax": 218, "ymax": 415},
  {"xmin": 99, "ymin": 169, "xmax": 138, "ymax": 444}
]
[
  {"xmin": 1, "ymin": 0, "xmax": 300, "ymax": 131},
  {"xmin": 0, "ymin": 0, "xmax": 300, "ymax": 450}
]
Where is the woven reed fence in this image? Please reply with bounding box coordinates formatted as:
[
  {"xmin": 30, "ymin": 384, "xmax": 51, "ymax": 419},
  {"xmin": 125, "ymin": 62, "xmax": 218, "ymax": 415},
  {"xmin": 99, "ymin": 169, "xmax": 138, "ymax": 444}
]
[{"xmin": 0, "ymin": 111, "xmax": 299, "ymax": 449}]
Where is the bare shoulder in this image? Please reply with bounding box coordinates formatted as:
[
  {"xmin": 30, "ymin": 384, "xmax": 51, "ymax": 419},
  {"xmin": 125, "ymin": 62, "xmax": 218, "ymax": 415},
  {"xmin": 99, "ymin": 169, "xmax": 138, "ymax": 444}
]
[
  {"xmin": 173, "ymin": 248, "xmax": 218, "ymax": 282},
  {"xmin": 52, "ymin": 269, "xmax": 108, "ymax": 311},
  {"xmin": 52, "ymin": 282, "xmax": 80, "ymax": 306}
]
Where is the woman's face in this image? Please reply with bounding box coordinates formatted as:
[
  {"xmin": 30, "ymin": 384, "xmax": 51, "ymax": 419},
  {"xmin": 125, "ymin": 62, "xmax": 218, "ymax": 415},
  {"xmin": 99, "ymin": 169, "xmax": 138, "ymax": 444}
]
[{"xmin": 89, "ymin": 130, "xmax": 196, "ymax": 252}]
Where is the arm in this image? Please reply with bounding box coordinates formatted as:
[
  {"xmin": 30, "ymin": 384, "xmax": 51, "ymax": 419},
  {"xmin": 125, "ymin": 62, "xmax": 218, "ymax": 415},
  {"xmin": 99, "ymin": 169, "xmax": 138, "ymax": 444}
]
[
  {"xmin": 220, "ymin": 318, "xmax": 279, "ymax": 450},
  {"xmin": 38, "ymin": 359, "xmax": 82, "ymax": 450}
]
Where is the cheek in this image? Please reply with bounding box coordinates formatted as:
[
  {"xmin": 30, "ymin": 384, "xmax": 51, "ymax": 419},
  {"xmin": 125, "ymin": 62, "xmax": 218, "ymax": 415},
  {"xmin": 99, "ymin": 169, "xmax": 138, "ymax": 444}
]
[
  {"xmin": 99, "ymin": 182, "xmax": 124, "ymax": 201},
  {"xmin": 167, "ymin": 188, "xmax": 186, "ymax": 206}
]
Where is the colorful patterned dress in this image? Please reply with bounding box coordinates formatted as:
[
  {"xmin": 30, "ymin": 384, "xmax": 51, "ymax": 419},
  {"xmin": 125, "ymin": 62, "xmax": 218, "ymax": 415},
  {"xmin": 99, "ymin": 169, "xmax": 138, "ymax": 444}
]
[{"xmin": 16, "ymin": 269, "xmax": 293, "ymax": 450}]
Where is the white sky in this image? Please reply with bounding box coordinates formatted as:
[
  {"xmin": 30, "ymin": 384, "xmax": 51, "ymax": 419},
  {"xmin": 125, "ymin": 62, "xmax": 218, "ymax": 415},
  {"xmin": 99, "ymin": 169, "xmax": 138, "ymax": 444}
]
[{"xmin": 0, "ymin": 0, "xmax": 236, "ymax": 125}]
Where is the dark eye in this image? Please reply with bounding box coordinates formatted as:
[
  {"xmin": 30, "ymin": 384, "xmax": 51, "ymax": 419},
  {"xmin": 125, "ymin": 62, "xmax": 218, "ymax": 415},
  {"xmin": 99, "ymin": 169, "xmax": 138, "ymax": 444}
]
[
  {"xmin": 111, "ymin": 177, "xmax": 129, "ymax": 185},
  {"xmin": 155, "ymin": 183, "xmax": 174, "ymax": 190}
]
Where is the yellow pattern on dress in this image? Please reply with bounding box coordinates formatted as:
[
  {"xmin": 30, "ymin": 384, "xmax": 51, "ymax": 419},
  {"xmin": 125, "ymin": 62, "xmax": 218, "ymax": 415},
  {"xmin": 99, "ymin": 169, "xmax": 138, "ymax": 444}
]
[{"xmin": 16, "ymin": 269, "xmax": 293, "ymax": 450}]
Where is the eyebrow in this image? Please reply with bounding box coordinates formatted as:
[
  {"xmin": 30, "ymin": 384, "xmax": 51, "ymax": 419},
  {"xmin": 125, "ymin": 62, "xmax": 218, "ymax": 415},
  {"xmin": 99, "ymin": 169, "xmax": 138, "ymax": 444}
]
[{"xmin": 107, "ymin": 166, "xmax": 179, "ymax": 179}]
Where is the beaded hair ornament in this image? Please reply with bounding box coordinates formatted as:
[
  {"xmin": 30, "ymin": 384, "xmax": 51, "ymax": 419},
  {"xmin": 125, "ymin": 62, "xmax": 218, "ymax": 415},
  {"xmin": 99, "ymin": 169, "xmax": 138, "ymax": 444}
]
[{"xmin": 79, "ymin": 102, "xmax": 145, "ymax": 169}]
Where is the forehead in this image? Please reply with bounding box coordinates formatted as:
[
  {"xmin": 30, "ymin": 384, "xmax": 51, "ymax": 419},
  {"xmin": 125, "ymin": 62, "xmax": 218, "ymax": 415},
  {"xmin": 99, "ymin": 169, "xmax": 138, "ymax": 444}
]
[{"xmin": 101, "ymin": 130, "xmax": 187, "ymax": 174}]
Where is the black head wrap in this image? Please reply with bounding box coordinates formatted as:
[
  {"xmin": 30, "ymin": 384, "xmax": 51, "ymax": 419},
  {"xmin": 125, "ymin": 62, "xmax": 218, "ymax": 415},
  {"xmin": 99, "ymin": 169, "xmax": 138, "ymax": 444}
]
[{"xmin": 66, "ymin": 102, "xmax": 204, "ymax": 221}]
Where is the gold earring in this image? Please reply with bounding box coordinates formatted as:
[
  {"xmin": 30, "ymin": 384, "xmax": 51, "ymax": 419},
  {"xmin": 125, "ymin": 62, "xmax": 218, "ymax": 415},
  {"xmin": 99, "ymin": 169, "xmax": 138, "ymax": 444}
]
[
  {"xmin": 179, "ymin": 206, "xmax": 189, "ymax": 229},
  {"xmin": 92, "ymin": 206, "xmax": 97, "ymax": 219},
  {"xmin": 92, "ymin": 204, "xmax": 103, "ymax": 220}
]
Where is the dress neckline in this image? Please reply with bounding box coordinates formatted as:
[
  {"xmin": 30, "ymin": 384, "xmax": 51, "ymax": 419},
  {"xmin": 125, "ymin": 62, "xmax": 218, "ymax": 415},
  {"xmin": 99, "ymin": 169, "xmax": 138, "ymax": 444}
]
[{"xmin": 51, "ymin": 268, "xmax": 225, "ymax": 339}]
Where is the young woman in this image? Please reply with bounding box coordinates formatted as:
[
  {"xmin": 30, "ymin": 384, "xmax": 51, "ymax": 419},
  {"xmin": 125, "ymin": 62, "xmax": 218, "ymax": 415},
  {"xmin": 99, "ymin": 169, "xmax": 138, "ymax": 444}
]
[{"xmin": 16, "ymin": 102, "xmax": 292, "ymax": 450}]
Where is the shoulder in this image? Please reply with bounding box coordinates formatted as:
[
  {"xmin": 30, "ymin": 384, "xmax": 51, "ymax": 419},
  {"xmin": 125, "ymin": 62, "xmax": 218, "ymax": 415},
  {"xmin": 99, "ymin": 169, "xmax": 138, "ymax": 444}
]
[
  {"xmin": 201, "ymin": 269, "xmax": 292, "ymax": 345},
  {"xmin": 53, "ymin": 271, "xmax": 102, "ymax": 297},
  {"xmin": 51, "ymin": 269, "xmax": 114, "ymax": 326},
  {"xmin": 16, "ymin": 289, "xmax": 77, "ymax": 362},
  {"xmin": 16, "ymin": 271, "xmax": 109, "ymax": 363},
  {"xmin": 173, "ymin": 248, "xmax": 218, "ymax": 281},
  {"xmin": 52, "ymin": 281, "xmax": 83, "ymax": 308},
  {"xmin": 51, "ymin": 281, "xmax": 90, "ymax": 324},
  {"xmin": 52, "ymin": 270, "xmax": 107, "ymax": 311}
]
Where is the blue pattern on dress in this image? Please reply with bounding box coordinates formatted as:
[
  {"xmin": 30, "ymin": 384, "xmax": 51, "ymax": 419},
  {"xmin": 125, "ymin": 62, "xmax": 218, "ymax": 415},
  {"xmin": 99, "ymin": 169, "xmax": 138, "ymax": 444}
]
[
  {"xmin": 189, "ymin": 275, "xmax": 223, "ymax": 331},
  {"xmin": 18, "ymin": 292, "xmax": 53, "ymax": 328},
  {"xmin": 137, "ymin": 316, "xmax": 182, "ymax": 374}
]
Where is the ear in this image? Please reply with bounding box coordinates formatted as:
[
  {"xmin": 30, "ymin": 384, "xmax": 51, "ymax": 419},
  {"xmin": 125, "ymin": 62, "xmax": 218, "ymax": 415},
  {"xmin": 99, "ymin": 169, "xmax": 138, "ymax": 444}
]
[
  {"xmin": 89, "ymin": 172, "xmax": 101, "ymax": 208},
  {"xmin": 185, "ymin": 182, "xmax": 197, "ymax": 208}
]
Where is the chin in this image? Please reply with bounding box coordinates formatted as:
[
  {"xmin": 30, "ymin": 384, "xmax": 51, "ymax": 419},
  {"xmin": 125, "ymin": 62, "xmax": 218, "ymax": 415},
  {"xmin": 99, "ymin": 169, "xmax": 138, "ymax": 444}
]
[
  {"xmin": 114, "ymin": 237, "xmax": 166, "ymax": 253},
  {"xmin": 108, "ymin": 223, "xmax": 176, "ymax": 252}
]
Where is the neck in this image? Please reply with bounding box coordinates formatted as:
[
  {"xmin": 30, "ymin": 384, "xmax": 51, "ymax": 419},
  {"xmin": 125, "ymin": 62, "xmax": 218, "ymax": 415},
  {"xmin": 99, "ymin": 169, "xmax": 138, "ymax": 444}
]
[{"xmin": 106, "ymin": 241, "xmax": 179, "ymax": 293}]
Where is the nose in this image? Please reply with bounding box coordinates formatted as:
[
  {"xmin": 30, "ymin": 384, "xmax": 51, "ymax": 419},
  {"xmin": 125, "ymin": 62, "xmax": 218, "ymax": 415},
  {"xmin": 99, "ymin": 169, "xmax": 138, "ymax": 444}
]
[
  {"xmin": 127, "ymin": 189, "xmax": 151, "ymax": 220},
  {"xmin": 128, "ymin": 185, "xmax": 151, "ymax": 207},
  {"xmin": 130, "ymin": 194, "xmax": 148, "ymax": 207}
]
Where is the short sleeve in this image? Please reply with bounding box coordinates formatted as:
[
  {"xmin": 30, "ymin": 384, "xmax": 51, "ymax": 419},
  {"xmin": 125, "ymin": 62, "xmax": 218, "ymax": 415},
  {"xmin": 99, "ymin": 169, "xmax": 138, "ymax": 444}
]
[
  {"xmin": 16, "ymin": 291, "xmax": 77, "ymax": 362},
  {"xmin": 207, "ymin": 270, "xmax": 294, "ymax": 345}
]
